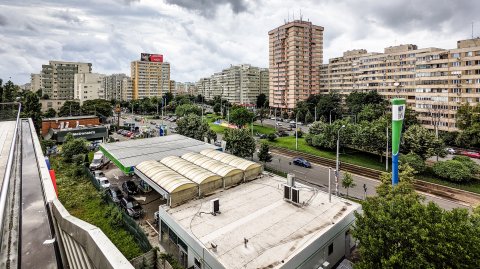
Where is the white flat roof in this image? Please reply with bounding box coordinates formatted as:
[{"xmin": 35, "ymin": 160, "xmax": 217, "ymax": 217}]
[
  {"xmin": 0, "ymin": 121, "xmax": 16, "ymax": 182},
  {"xmin": 164, "ymin": 174, "xmax": 361, "ymax": 269}
]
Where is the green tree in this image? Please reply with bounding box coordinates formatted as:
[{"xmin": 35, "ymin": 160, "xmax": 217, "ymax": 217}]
[
  {"xmin": 175, "ymin": 104, "xmax": 201, "ymax": 117},
  {"xmin": 43, "ymin": 108, "xmax": 57, "ymax": 118},
  {"xmin": 257, "ymin": 142, "xmax": 272, "ymax": 163},
  {"xmin": 402, "ymin": 125, "xmax": 446, "ymax": 160},
  {"xmin": 341, "ymin": 172, "xmax": 355, "ymax": 197},
  {"xmin": 62, "ymin": 135, "xmax": 89, "ymax": 163},
  {"xmin": 316, "ymin": 93, "xmax": 342, "ymax": 123},
  {"xmin": 229, "ymin": 107, "xmax": 254, "ymax": 128},
  {"xmin": 354, "ymin": 168, "xmax": 480, "ymax": 269},
  {"xmin": 2, "ymin": 80, "xmax": 17, "ymax": 102},
  {"xmin": 257, "ymin": 107, "xmax": 267, "ymax": 126},
  {"xmin": 267, "ymin": 133, "xmax": 277, "ymax": 142},
  {"xmin": 0, "ymin": 78, "xmax": 3, "ymax": 103},
  {"xmin": 399, "ymin": 152, "xmax": 426, "ymax": 174},
  {"xmin": 81, "ymin": 99, "xmax": 113, "ymax": 117},
  {"xmin": 213, "ymin": 103, "xmax": 221, "ymax": 114},
  {"xmin": 452, "ymin": 155, "xmax": 480, "ymax": 175},
  {"xmin": 176, "ymin": 114, "xmax": 215, "ymax": 141},
  {"xmin": 223, "ymin": 128, "xmax": 255, "ymax": 158},
  {"xmin": 304, "ymin": 110, "xmax": 313, "ymax": 124},
  {"xmin": 433, "ymin": 160, "xmax": 473, "ymax": 183},
  {"xmin": 163, "ymin": 92, "xmax": 174, "ymax": 105},
  {"xmin": 22, "ymin": 91, "xmax": 42, "ymax": 133},
  {"xmin": 456, "ymin": 103, "xmax": 480, "ymax": 130},
  {"xmin": 305, "ymin": 120, "xmax": 354, "ymax": 150},
  {"xmin": 58, "ymin": 101, "xmax": 81, "ymax": 117},
  {"xmin": 357, "ymin": 103, "xmax": 385, "ymax": 123},
  {"xmin": 256, "ymin": 93, "xmax": 267, "ymax": 108}
]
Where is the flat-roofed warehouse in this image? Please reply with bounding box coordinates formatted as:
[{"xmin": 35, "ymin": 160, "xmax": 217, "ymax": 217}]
[
  {"xmin": 200, "ymin": 148, "xmax": 262, "ymax": 180},
  {"xmin": 157, "ymin": 174, "xmax": 361, "ymax": 269},
  {"xmin": 99, "ymin": 134, "xmax": 219, "ymax": 174},
  {"xmin": 181, "ymin": 152, "xmax": 244, "ymax": 187},
  {"xmin": 135, "ymin": 160, "xmax": 198, "ymax": 207}
]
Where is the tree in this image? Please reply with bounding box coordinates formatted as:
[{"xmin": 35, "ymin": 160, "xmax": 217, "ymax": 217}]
[
  {"xmin": 256, "ymin": 93, "xmax": 267, "ymax": 108},
  {"xmin": 21, "ymin": 91, "xmax": 42, "ymax": 133},
  {"xmin": 267, "ymin": 133, "xmax": 277, "ymax": 142},
  {"xmin": 456, "ymin": 103, "xmax": 480, "ymax": 130},
  {"xmin": 62, "ymin": 134, "xmax": 89, "ymax": 163},
  {"xmin": 433, "ymin": 160, "xmax": 474, "ymax": 183},
  {"xmin": 175, "ymin": 104, "xmax": 201, "ymax": 117},
  {"xmin": 402, "ymin": 125, "xmax": 446, "ymax": 160},
  {"xmin": 2, "ymin": 80, "xmax": 17, "ymax": 102},
  {"xmin": 341, "ymin": 172, "xmax": 355, "ymax": 197},
  {"xmin": 316, "ymin": 93, "xmax": 342, "ymax": 123},
  {"xmin": 229, "ymin": 107, "xmax": 254, "ymax": 128},
  {"xmin": 304, "ymin": 110, "xmax": 313, "ymax": 123},
  {"xmin": 223, "ymin": 128, "xmax": 255, "ymax": 158},
  {"xmin": 58, "ymin": 101, "xmax": 81, "ymax": 117},
  {"xmin": 399, "ymin": 152, "xmax": 426, "ymax": 174},
  {"xmin": 257, "ymin": 107, "xmax": 267, "ymax": 126},
  {"xmin": 43, "ymin": 108, "xmax": 57, "ymax": 118},
  {"xmin": 41, "ymin": 94, "xmax": 50, "ymax": 100},
  {"xmin": 196, "ymin": 94, "xmax": 205, "ymax": 103},
  {"xmin": 257, "ymin": 143, "xmax": 272, "ymax": 163},
  {"xmin": 452, "ymin": 155, "xmax": 480, "ymax": 175},
  {"xmin": 176, "ymin": 114, "xmax": 215, "ymax": 141},
  {"xmin": 163, "ymin": 92, "xmax": 174, "ymax": 105},
  {"xmin": 213, "ymin": 103, "xmax": 221, "ymax": 114},
  {"xmin": 357, "ymin": 103, "xmax": 385, "ymax": 123},
  {"xmin": 0, "ymin": 78, "xmax": 3, "ymax": 103},
  {"xmin": 81, "ymin": 99, "xmax": 113, "ymax": 117},
  {"xmin": 353, "ymin": 168, "xmax": 480, "ymax": 269}
]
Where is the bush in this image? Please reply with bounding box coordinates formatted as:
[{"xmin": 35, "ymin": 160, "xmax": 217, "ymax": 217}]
[
  {"xmin": 399, "ymin": 152, "xmax": 426, "ymax": 174},
  {"xmin": 432, "ymin": 160, "xmax": 473, "ymax": 183},
  {"xmin": 453, "ymin": 155, "xmax": 480, "ymax": 175},
  {"xmin": 296, "ymin": 129, "xmax": 304, "ymax": 138},
  {"xmin": 267, "ymin": 133, "xmax": 277, "ymax": 142}
]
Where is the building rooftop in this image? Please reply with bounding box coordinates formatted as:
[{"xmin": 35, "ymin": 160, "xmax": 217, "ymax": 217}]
[
  {"xmin": 0, "ymin": 121, "xmax": 16, "ymax": 186},
  {"xmin": 42, "ymin": 115, "xmax": 98, "ymax": 121},
  {"xmin": 164, "ymin": 174, "xmax": 361, "ymax": 269}
]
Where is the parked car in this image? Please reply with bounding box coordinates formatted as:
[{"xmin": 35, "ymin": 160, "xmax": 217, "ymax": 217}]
[
  {"xmin": 258, "ymin": 133, "xmax": 267, "ymax": 139},
  {"xmin": 90, "ymin": 152, "xmax": 107, "ymax": 170},
  {"xmin": 117, "ymin": 129, "xmax": 123, "ymax": 134},
  {"xmin": 276, "ymin": 130, "xmax": 289, "ymax": 137},
  {"xmin": 289, "ymin": 120, "xmax": 296, "ymax": 124},
  {"xmin": 106, "ymin": 186, "xmax": 124, "ymax": 203},
  {"xmin": 292, "ymin": 157, "xmax": 312, "ymax": 168},
  {"xmin": 460, "ymin": 151, "xmax": 480, "ymax": 159},
  {"xmin": 150, "ymin": 121, "xmax": 156, "ymax": 125},
  {"xmin": 96, "ymin": 176, "xmax": 110, "ymax": 189},
  {"xmin": 276, "ymin": 122, "xmax": 283, "ymax": 127},
  {"xmin": 122, "ymin": 180, "xmax": 138, "ymax": 196},
  {"xmin": 445, "ymin": 148, "xmax": 456, "ymax": 155},
  {"xmin": 120, "ymin": 196, "xmax": 143, "ymax": 218},
  {"xmin": 270, "ymin": 116, "xmax": 276, "ymax": 120}
]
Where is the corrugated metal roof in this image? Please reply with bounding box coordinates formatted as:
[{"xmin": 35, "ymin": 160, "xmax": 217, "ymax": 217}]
[
  {"xmin": 181, "ymin": 152, "xmax": 243, "ymax": 177},
  {"xmin": 160, "ymin": 156, "xmax": 222, "ymax": 185},
  {"xmin": 100, "ymin": 134, "xmax": 219, "ymax": 169},
  {"xmin": 136, "ymin": 160, "xmax": 196, "ymax": 193},
  {"xmin": 200, "ymin": 149, "xmax": 262, "ymax": 172}
]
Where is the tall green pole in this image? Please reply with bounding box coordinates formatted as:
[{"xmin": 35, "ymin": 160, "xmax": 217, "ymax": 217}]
[{"xmin": 391, "ymin": 98, "xmax": 406, "ymax": 186}]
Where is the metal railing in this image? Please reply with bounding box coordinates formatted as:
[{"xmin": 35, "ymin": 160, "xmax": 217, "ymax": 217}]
[{"xmin": 0, "ymin": 102, "xmax": 21, "ymax": 246}]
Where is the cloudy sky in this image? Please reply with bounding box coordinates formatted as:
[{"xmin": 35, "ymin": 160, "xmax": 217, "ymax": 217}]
[{"xmin": 0, "ymin": 0, "xmax": 478, "ymax": 84}]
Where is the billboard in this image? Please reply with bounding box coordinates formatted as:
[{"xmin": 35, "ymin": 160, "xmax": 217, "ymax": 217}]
[
  {"xmin": 391, "ymin": 98, "xmax": 406, "ymax": 186},
  {"xmin": 141, "ymin": 53, "xmax": 163, "ymax": 62}
]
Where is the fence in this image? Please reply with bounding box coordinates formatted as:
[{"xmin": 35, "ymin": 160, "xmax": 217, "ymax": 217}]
[
  {"xmin": 84, "ymin": 166, "xmax": 153, "ymax": 252},
  {"xmin": 129, "ymin": 249, "xmax": 177, "ymax": 269}
]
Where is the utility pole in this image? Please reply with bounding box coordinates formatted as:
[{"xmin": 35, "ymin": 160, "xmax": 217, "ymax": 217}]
[
  {"xmin": 314, "ymin": 106, "xmax": 317, "ymax": 122},
  {"xmin": 295, "ymin": 112, "xmax": 298, "ymax": 150},
  {"xmin": 328, "ymin": 167, "xmax": 332, "ymax": 203},
  {"xmin": 386, "ymin": 126, "xmax": 389, "ymax": 171},
  {"xmin": 336, "ymin": 125, "xmax": 345, "ymax": 196}
]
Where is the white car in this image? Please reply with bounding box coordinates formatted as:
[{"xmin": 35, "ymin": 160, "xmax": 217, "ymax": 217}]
[
  {"xmin": 270, "ymin": 117, "xmax": 276, "ymax": 120},
  {"xmin": 445, "ymin": 148, "xmax": 456, "ymax": 155},
  {"xmin": 276, "ymin": 122, "xmax": 283, "ymax": 126},
  {"xmin": 97, "ymin": 176, "xmax": 111, "ymax": 189},
  {"xmin": 289, "ymin": 120, "xmax": 296, "ymax": 124}
]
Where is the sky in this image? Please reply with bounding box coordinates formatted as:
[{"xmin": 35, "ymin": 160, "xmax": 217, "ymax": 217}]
[{"xmin": 0, "ymin": 0, "xmax": 479, "ymax": 84}]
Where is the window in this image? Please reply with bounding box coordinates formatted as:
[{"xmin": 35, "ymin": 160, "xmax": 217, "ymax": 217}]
[
  {"xmin": 194, "ymin": 258, "xmax": 201, "ymax": 268},
  {"xmin": 328, "ymin": 243, "xmax": 334, "ymax": 255}
]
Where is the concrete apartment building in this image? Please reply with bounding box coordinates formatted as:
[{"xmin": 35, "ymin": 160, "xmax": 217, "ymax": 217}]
[
  {"xmin": 323, "ymin": 38, "xmax": 480, "ymax": 132},
  {"xmin": 269, "ymin": 19, "xmax": 324, "ymax": 111},
  {"xmin": 30, "ymin": 73, "xmax": 42, "ymax": 92},
  {"xmin": 41, "ymin": 61, "xmax": 92, "ymax": 99},
  {"xmin": 103, "ymin": 73, "xmax": 130, "ymax": 101},
  {"xmin": 131, "ymin": 54, "xmax": 170, "ymax": 100},
  {"xmin": 173, "ymin": 82, "xmax": 197, "ymax": 96},
  {"xmin": 196, "ymin": 64, "xmax": 269, "ymax": 106},
  {"xmin": 74, "ymin": 73, "xmax": 106, "ymax": 104}
]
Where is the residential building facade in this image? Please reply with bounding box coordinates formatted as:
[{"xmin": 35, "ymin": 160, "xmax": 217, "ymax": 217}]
[
  {"xmin": 131, "ymin": 55, "xmax": 170, "ymax": 100},
  {"xmin": 103, "ymin": 73, "xmax": 130, "ymax": 101},
  {"xmin": 74, "ymin": 73, "xmax": 106, "ymax": 104},
  {"xmin": 30, "ymin": 73, "xmax": 42, "ymax": 92},
  {"xmin": 196, "ymin": 64, "xmax": 269, "ymax": 106},
  {"xmin": 41, "ymin": 61, "xmax": 92, "ymax": 99},
  {"xmin": 268, "ymin": 19, "xmax": 324, "ymax": 110}
]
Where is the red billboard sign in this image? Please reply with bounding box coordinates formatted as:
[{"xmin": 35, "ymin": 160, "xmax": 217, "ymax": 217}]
[{"xmin": 141, "ymin": 53, "xmax": 163, "ymax": 62}]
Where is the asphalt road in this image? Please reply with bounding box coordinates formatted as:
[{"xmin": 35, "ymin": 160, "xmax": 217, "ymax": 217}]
[{"xmin": 257, "ymin": 151, "xmax": 471, "ymax": 211}]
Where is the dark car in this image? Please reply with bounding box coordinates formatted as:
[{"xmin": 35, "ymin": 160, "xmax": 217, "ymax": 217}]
[
  {"xmin": 293, "ymin": 157, "xmax": 312, "ymax": 168},
  {"xmin": 106, "ymin": 186, "xmax": 124, "ymax": 204},
  {"xmin": 276, "ymin": 130, "xmax": 289, "ymax": 137},
  {"xmin": 120, "ymin": 196, "xmax": 143, "ymax": 218},
  {"xmin": 122, "ymin": 180, "xmax": 138, "ymax": 196}
]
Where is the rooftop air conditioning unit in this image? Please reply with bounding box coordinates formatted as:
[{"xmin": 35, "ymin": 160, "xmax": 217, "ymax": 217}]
[
  {"xmin": 211, "ymin": 199, "xmax": 220, "ymax": 216},
  {"xmin": 283, "ymin": 185, "xmax": 291, "ymax": 200},
  {"xmin": 291, "ymin": 187, "xmax": 300, "ymax": 204}
]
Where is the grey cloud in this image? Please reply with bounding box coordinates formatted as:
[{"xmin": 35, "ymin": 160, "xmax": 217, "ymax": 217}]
[
  {"xmin": 51, "ymin": 9, "xmax": 82, "ymax": 24},
  {"xmin": 0, "ymin": 14, "xmax": 7, "ymax": 26},
  {"xmin": 165, "ymin": 0, "xmax": 250, "ymax": 17}
]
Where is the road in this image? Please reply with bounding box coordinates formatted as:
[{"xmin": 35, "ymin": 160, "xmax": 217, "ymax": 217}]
[{"xmin": 257, "ymin": 151, "xmax": 471, "ymax": 211}]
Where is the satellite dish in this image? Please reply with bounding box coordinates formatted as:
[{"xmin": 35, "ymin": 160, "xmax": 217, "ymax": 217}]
[{"xmin": 393, "ymin": 82, "xmax": 400, "ymax": 87}]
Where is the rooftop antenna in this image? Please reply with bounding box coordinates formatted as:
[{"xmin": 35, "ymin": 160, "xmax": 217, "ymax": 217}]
[
  {"xmin": 300, "ymin": 9, "xmax": 303, "ymax": 21},
  {"xmin": 472, "ymin": 21, "xmax": 474, "ymax": 39}
]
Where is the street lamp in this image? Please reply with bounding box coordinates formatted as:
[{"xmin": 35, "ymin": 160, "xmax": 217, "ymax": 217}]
[
  {"xmin": 335, "ymin": 125, "xmax": 345, "ymax": 196},
  {"xmin": 295, "ymin": 112, "xmax": 298, "ymax": 150},
  {"xmin": 329, "ymin": 109, "xmax": 335, "ymax": 124}
]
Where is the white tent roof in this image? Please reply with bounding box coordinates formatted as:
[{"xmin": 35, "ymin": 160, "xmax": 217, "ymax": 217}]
[
  {"xmin": 136, "ymin": 160, "xmax": 196, "ymax": 193},
  {"xmin": 160, "ymin": 156, "xmax": 222, "ymax": 185},
  {"xmin": 200, "ymin": 149, "xmax": 262, "ymax": 172},
  {"xmin": 181, "ymin": 152, "xmax": 243, "ymax": 177}
]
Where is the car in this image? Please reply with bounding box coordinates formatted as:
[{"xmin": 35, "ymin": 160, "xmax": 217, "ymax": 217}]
[
  {"xmin": 276, "ymin": 130, "xmax": 289, "ymax": 137},
  {"xmin": 445, "ymin": 148, "xmax": 456, "ymax": 155},
  {"xmin": 120, "ymin": 196, "xmax": 143, "ymax": 218},
  {"xmin": 121, "ymin": 130, "xmax": 129, "ymax": 136},
  {"xmin": 117, "ymin": 129, "xmax": 123, "ymax": 134},
  {"xmin": 270, "ymin": 117, "xmax": 276, "ymax": 120},
  {"xmin": 289, "ymin": 120, "xmax": 296, "ymax": 124},
  {"xmin": 96, "ymin": 176, "xmax": 110, "ymax": 189},
  {"xmin": 460, "ymin": 151, "xmax": 480, "ymax": 159},
  {"xmin": 94, "ymin": 171, "xmax": 105, "ymax": 179},
  {"xmin": 106, "ymin": 186, "xmax": 124, "ymax": 203},
  {"xmin": 150, "ymin": 121, "xmax": 156, "ymax": 125},
  {"xmin": 122, "ymin": 180, "xmax": 138, "ymax": 196},
  {"xmin": 292, "ymin": 157, "xmax": 312, "ymax": 168},
  {"xmin": 258, "ymin": 133, "xmax": 267, "ymax": 139},
  {"xmin": 276, "ymin": 122, "xmax": 283, "ymax": 126}
]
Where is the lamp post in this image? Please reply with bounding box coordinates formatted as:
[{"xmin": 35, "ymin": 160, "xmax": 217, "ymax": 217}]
[
  {"xmin": 295, "ymin": 112, "xmax": 298, "ymax": 150},
  {"xmin": 328, "ymin": 167, "xmax": 332, "ymax": 203},
  {"xmin": 336, "ymin": 125, "xmax": 345, "ymax": 196},
  {"xmin": 386, "ymin": 126, "xmax": 389, "ymax": 171},
  {"xmin": 329, "ymin": 109, "xmax": 334, "ymax": 124},
  {"xmin": 314, "ymin": 106, "xmax": 317, "ymax": 122}
]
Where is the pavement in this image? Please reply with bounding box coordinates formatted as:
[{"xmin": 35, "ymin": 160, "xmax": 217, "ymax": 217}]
[{"xmin": 257, "ymin": 151, "xmax": 472, "ymax": 211}]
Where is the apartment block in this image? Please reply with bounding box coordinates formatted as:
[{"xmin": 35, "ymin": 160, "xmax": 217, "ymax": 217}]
[
  {"xmin": 196, "ymin": 64, "xmax": 269, "ymax": 106},
  {"xmin": 268, "ymin": 19, "xmax": 324, "ymax": 110},
  {"xmin": 322, "ymin": 38, "xmax": 480, "ymax": 131},
  {"xmin": 131, "ymin": 54, "xmax": 170, "ymax": 100},
  {"xmin": 121, "ymin": 77, "xmax": 133, "ymax": 101},
  {"xmin": 30, "ymin": 73, "xmax": 42, "ymax": 92},
  {"xmin": 173, "ymin": 82, "xmax": 196, "ymax": 96},
  {"xmin": 41, "ymin": 61, "xmax": 92, "ymax": 99},
  {"xmin": 103, "ymin": 73, "xmax": 130, "ymax": 101},
  {"xmin": 74, "ymin": 73, "xmax": 106, "ymax": 104}
]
